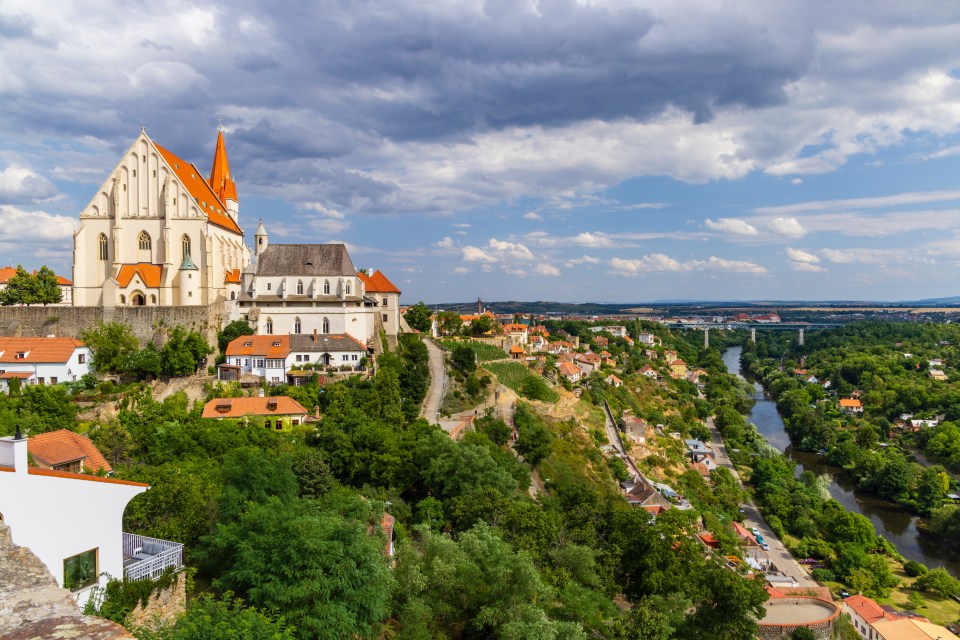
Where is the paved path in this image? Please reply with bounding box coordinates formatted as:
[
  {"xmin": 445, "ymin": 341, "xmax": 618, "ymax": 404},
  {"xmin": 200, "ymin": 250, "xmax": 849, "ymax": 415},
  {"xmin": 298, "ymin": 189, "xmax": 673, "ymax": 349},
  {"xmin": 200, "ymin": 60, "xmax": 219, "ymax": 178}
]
[
  {"xmin": 420, "ymin": 338, "xmax": 448, "ymax": 424},
  {"xmin": 601, "ymin": 400, "xmax": 642, "ymax": 478},
  {"xmin": 705, "ymin": 417, "xmax": 816, "ymax": 587}
]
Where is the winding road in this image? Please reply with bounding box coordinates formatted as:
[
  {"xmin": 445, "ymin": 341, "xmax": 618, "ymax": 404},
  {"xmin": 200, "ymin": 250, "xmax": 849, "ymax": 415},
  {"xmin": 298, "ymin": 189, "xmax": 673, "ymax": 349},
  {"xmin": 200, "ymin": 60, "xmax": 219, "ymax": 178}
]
[{"xmin": 420, "ymin": 338, "xmax": 448, "ymax": 424}]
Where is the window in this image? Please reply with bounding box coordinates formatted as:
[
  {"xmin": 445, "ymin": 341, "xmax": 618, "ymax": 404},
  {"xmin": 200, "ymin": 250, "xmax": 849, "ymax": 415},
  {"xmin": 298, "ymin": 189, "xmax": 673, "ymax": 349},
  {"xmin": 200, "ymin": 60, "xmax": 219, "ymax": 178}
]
[
  {"xmin": 322, "ymin": 317, "xmax": 329, "ymax": 333},
  {"xmin": 98, "ymin": 234, "xmax": 108, "ymax": 261},
  {"xmin": 323, "ymin": 280, "xmax": 330, "ymax": 294},
  {"xmin": 352, "ymin": 355, "xmax": 358, "ymax": 361},
  {"xmin": 342, "ymin": 355, "xmax": 349, "ymax": 361},
  {"xmin": 182, "ymin": 235, "xmax": 191, "ymax": 260},
  {"xmin": 345, "ymin": 281, "xmax": 351, "ymax": 295},
  {"xmin": 267, "ymin": 283, "xmax": 272, "ymax": 291},
  {"xmin": 275, "ymin": 420, "xmax": 283, "ymax": 430},
  {"xmin": 266, "ymin": 318, "xmax": 273, "ymax": 333},
  {"xmin": 15, "ymin": 352, "xmax": 26, "ymax": 359},
  {"xmin": 271, "ymin": 376, "xmax": 280, "ymax": 384},
  {"xmin": 50, "ymin": 377, "xmax": 57, "ymax": 385},
  {"xmin": 244, "ymin": 358, "xmax": 250, "ymax": 367},
  {"xmin": 294, "ymin": 317, "xmax": 301, "ymax": 334},
  {"xmin": 382, "ymin": 314, "xmax": 388, "ymax": 322},
  {"xmin": 295, "ymin": 355, "xmax": 302, "ymax": 362},
  {"xmin": 138, "ymin": 231, "xmax": 151, "ymax": 251},
  {"xmin": 37, "ymin": 378, "xmax": 44, "ymax": 385},
  {"xmin": 254, "ymin": 358, "xmax": 265, "ymax": 368},
  {"xmin": 382, "ymin": 297, "xmax": 388, "ymax": 306},
  {"xmin": 303, "ymin": 355, "xmax": 309, "ymax": 362},
  {"xmin": 63, "ymin": 548, "xmax": 98, "ymax": 591},
  {"xmin": 297, "ymin": 280, "xmax": 303, "ymax": 294},
  {"xmin": 54, "ymin": 460, "xmax": 80, "ymax": 473},
  {"xmin": 78, "ymin": 354, "xmax": 86, "ymax": 364}
]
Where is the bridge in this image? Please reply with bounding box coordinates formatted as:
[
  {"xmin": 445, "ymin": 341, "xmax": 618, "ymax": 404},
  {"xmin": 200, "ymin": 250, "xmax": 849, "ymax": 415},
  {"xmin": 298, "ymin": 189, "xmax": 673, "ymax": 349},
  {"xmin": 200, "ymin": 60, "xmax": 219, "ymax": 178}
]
[{"xmin": 663, "ymin": 322, "xmax": 843, "ymax": 347}]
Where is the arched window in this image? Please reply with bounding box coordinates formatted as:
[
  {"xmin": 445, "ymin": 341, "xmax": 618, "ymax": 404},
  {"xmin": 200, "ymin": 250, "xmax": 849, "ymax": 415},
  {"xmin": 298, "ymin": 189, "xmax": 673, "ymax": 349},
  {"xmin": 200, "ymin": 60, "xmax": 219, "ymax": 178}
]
[
  {"xmin": 266, "ymin": 317, "xmax": 273, "ymax": 333},
  {"xmin": 323, "ymin": 280, "xmax": 330, "ymax": 295},
  {"xmin": 297, "ymin": 280, "xmax": 303, "ymax": 295},
  {"xmin": 322, "ymin": 317, "xmax": 329, "ymax": 333},
  {"xmin": 150, "ymin": 294, "xmax": 157, "ymax": 304},
  {"xmin": 294, "ymin": 317, "xmax": 301, "ymax": 334},
  {"xmin": 230, "ymin": 291, "xmax": 236, "ymax": 300},
  {"xmin": 138, "ymin": 231, "xmax": 151, "ymax": 251},
  {"xmin": 345, "ymin": 280, "xmax": 351, "ymax": 295},
  {"xmin": 119, "ymin": 294, "xmax": 126, "ymax": 304},
  {"xmin": 98, "ymin": 234, "xmax": 108, "ymax": 261},
  {"xmin": 182, "ymin": 235, "xmax": 191, "ymax": 260}
]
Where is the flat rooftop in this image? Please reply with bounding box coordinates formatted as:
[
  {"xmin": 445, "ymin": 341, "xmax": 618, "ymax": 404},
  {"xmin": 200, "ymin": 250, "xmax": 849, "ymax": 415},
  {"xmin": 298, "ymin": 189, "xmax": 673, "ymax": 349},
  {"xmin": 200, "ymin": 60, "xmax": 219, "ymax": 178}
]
[{"xmin": 761, "ymin": 599, "xmax": 838, "ymax": 625}]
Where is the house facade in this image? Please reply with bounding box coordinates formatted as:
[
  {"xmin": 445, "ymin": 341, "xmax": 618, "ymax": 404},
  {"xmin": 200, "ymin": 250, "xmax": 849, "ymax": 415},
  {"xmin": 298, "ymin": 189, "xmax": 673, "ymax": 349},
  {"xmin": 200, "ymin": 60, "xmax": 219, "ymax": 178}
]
[
  {"xmin": 201, "ymin": 396, "xmax": 309, "ymax": 429},
  {"xmin": 358, "ymin": 269, "xmax": 402, "ymax": 338},
  {"xmin": 0, "ymin": 337, "xmax": 92, "ymax": 390}
]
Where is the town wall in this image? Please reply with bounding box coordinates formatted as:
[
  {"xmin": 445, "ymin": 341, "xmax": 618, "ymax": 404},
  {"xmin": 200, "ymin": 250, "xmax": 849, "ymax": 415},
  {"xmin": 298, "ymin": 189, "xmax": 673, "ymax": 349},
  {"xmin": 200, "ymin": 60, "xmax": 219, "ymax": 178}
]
[
  {"xmin": 127, "ymin": 571, "xmax": 187, "ymax": 629},
  {"xmin": 0, "ymin": 302, "xmax": 230, "ymax": 347}
]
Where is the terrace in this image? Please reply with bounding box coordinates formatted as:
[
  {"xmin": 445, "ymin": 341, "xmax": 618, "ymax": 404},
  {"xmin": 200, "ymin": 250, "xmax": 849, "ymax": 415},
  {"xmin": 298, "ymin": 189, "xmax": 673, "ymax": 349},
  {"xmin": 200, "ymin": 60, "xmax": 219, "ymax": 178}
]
[{"xmin": 122, "ymin": 532, "xmax": 183, "ymax": 581}]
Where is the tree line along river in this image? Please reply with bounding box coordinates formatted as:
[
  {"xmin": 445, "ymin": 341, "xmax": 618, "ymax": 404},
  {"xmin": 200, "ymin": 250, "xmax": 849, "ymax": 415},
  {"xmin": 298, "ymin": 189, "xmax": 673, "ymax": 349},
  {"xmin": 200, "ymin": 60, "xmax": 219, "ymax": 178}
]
[{"xmin": 721, "ymin": 346, "xmax": 960, "ymax": 577}]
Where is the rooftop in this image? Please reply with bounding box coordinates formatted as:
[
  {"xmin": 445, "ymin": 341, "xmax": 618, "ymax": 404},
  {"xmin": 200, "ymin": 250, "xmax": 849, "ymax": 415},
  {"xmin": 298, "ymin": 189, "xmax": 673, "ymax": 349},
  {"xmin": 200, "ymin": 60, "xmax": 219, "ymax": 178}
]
[
  {"xmin": 0, "ymin": 337, "xmax": 86, "ymax": 364},
  {"xmin": 28, "ymin": 429, "xmax": 111, "ymax": 473},
  {"xmin": 201, "ymin": 396, "xmax": 309, "ymax": 419}
]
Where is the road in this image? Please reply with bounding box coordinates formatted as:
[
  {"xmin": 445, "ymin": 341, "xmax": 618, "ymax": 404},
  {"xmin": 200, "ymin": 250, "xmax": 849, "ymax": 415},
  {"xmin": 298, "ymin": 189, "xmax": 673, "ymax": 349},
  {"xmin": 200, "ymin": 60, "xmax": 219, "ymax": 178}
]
[
  {"xmin": 705, "ymin": 417, "xmax": 816, "ymax": 587},
  {"xmin": 420, "ymin": 338, "xmax": 448, "ymax": 424},
  {"xmin": 601, "ymin": 400, "xmax": 642, "ymax": 478}
]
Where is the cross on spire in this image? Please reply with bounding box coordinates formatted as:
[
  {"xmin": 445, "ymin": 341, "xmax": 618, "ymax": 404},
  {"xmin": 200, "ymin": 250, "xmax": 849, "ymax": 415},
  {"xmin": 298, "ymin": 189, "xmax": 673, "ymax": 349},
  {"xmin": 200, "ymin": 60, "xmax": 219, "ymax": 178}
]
[{"xmin": 217, "ymin": 115, "xmax": 223, "ymax": 131}]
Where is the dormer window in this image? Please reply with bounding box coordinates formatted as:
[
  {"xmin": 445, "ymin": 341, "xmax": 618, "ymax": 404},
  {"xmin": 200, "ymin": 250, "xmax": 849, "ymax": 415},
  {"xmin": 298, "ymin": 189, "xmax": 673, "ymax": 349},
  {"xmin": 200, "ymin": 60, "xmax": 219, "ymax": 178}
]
[
  {"xmin": 216, "ymin": 402, "xmax": 231, "ymax": 413},
  {"xmin": 16, "ymin": 352, "xmax": 27, "ymax": 359},
  {"xmin": 272, "ymin": 341, "xmax": 281, "ymax": 347},
  {"xmin": 243, "ymin": 341, "xmax": 252, "ymax": 347}
]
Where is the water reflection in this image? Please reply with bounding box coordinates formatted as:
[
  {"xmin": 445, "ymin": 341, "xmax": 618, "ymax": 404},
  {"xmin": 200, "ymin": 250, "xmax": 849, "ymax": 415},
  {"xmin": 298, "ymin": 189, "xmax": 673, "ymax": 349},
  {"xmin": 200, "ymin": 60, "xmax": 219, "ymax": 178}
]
[{"xmin": 721, "ymin": 346, "xmax": 960, "ymax": 575}]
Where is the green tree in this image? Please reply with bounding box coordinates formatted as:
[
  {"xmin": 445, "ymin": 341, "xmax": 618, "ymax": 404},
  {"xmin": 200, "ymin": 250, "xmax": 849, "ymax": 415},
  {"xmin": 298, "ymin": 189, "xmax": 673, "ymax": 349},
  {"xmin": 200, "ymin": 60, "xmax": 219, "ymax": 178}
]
[
  {"xmin": 216, "ymin": 319, "xmax": 254, "ymax": 364},
  {"xmin": 81, "ymin": 321, "xmax": 140, "ymax": 373},
  {"xmin": 451, "ymin": 344, "xmax": 477, "ymax": 374},
  {"xmin": 137, "ymin": 593, "xmax": 296, "ymax": 640},
  {"xmin": 790, "ymin": 628, "xmax": 816, "ymax": 640},
  {"xmin": 160, "ymin": 326, "xmax": 213, "ymax": 376},
  {"xmin": 34, "ymin": 266, "xmax": 63, "ymax": 305},
  {"xmin": 404, "ymin": 302, "xmax": 433, "ymax": 333},
  {"xmin": 201, "ymin": 499, "xmax": 393, "ymax": 640},
  {"xmin": 0, "ymin": 265, "xmax": 37, "ymax": 305},
  {"xmin": 19, "ymin": 383, "xmax": 78, "ymax": 430},
  {"xmin": 914, "ymin": 567, "xmax": 960, "ymax": 599},
  {"xmin": 470, "ymin": 314, "xmax": 496, "ymax": 336},
  {"xmin": 122, "ymin": 344, "xmax": 162, "ymax": 379},
  {"xmin": 436, "ymin": 310, "xmax": 462, "ymax": 336}
]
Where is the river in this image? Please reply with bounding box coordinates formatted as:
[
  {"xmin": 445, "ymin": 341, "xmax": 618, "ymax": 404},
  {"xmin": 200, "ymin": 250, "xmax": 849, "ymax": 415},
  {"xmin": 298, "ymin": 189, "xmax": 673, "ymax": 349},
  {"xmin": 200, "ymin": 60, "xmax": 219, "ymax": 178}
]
[{"xmin": 721, "ymin": 346, "xmax": 960, "ymax": 576}]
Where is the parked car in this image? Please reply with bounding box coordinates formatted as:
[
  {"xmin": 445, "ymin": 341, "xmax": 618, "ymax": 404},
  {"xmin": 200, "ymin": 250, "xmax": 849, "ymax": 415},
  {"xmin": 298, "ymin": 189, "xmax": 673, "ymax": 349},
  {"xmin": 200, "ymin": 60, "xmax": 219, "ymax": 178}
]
[
  {"xmin": 760, "ymin": 542, "xmax": 770, "ymax": 551},
  {"xmin": 840, "ymin": 590, "xmax": 851, "ymax": 599},
  {"xmin": 750, "ymin": 527, "xmax": 760, "ymax": 536}
]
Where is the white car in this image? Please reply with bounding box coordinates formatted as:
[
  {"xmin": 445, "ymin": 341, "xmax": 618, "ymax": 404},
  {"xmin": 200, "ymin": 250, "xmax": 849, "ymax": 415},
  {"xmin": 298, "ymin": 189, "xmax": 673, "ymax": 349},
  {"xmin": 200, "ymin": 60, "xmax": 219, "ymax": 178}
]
[
  {"xmin": 750, "ymin": 527, "xmax": 760, "ymax": 536},
  {"xmin": 760, "ymin": 542, "xmax": 770, "ymax": 551}
]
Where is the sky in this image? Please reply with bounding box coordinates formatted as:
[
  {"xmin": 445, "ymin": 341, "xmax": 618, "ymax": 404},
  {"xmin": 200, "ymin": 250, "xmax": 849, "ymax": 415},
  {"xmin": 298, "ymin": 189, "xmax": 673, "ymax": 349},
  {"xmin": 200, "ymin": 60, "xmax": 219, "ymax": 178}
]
[{"xmin": 3, "ymin": 1, "xmax": 960, "ymax": 304}]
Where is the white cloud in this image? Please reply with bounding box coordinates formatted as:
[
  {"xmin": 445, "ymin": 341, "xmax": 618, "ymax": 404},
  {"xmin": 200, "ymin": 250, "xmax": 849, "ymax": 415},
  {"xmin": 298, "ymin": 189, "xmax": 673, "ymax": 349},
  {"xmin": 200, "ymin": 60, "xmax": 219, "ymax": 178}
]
[
  {"xmin": 452, "ymin": 266, "xmax": 469, "ymax": 274},
  {"xmin": 766, "ymin": 217, "xmax": 807, "ymax": 238},
  {"xmin": 463, "ymin": 246, "xmax": 497, "ymax": 263},
  {"xmin": 791, "ymin": 178, "xmax": 803, "ymax": 185},
  {"xmin": 303, "ymin": 201, "xmax": 350, "ymax": 234},
  {"xmin": 0, "ymin": 205, "xmax": 78, "ymax": 242},
  {"xmin": 820, "ymin": 248, "xmax": 885, "ymax": 264},
  {"xmin": 433, "ymin": 236, "xmax": 454, "ymax": 248},
  {"xmin": 532, "ymin": 263, "xmax": 561, "ymax": 276},
  {"xmin": 462, "ymin": 237, "xmax": 535, "ymax": 264},
  {"xmin": 303, "ymin": 202, "xmax": 346, "ymax": 219},
  {"xmin": 705, "ymin": 218, "xmax": 759, "ymax": 236},
  {"xmin": 0, "ymin": 165, "xmax": 58, "ymax": 203},
  {"xmin": 452, "ymin": 223, "xmax": 471, "ymax": 228},
  {"xmin": 790, "ymin": 261, "xmax": 825, "ymax": 272},
  {"xmin": 611, "ymin": 253, "xmax": 767, "ymax": 275},
  {"xmin": 785, "ymin": 247, "xmax": 820, "ymax": 263},
  {"xmin": 565, "ymin": 255, "xmax": 601, "ymax": 267},
  {"xmin": 753, "ymin": 190, "xmax": 960, "ymax": 216},
  {"xmin": 522, "ymin": 211, "xmax": 542, "ymax": 221}
]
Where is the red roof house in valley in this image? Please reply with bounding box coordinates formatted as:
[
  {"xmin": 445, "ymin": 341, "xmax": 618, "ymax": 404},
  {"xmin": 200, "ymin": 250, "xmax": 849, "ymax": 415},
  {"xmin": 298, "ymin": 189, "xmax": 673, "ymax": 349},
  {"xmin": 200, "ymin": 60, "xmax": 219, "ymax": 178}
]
[
  {"xmin": 28, "ymin": 429, "xmax": 111, "ymax": 474},
  {"xmin": 201, "ymin": 396, "xmax": 309, "ymax": 429},
  {"xmin": 839, "ymin": 398, "xmax": 863, "ymax": 414}
]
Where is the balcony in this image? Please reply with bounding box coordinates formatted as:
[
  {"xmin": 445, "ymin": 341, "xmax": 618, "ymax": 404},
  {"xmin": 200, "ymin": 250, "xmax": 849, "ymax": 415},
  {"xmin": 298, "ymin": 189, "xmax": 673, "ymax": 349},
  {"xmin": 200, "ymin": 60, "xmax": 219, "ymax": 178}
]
[{"xmin": 122, "ymin": 532, "xmax": 183, "ymax": 582}]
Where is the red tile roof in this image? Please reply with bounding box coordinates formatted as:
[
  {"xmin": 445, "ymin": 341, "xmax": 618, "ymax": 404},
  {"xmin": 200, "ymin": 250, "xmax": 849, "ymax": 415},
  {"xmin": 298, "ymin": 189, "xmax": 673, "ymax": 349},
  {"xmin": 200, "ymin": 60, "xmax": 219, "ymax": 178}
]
[
  {"xmin": 209, "ymin": 130, "xmax": 238, "ymax": 204},
  {"xmin": 225, "ymin": 334, "xmax": 290, "ymax": 359},
  {"xmin": 0, "ymin": 266, "xmax": 72, "ymax": 285},
  {"xmin": 840, "ymin": 398, "xmax": 863, "ymax": 408},
  {"xmin": 224, "ymin": 268, "xmax": 241, "ymax": 284},
  {"xmin": 0, "ymin": 371, "xmax": 33, "ymax": 379},
  {"xmin": 116, "ymin": 263, "xmax": 163, "ymax": 288},
  {"xmin": 357, "ymin": 269, "xmax": 401, "ymax": 294},
  {"xmin": 201, "ymin": 396, "xmax": 309, "ymax": 419},
  {"xmin": 155, "ymin": 142, "xmax": 243, "ymax": 235},
  {"xmin": 558, "ymin": 362, "xmax": 580, "ymax": 376},
  {"xmin": 0, "ymin": 337, "xmax": 86, "ymax": 364},
  {"xmin": 509, "ymin": 345, "xmax": 525, "ymax": 354},
  {"xmin": 0, "ymin": 464, "xmax": 149, "ymax": 487},
  {"xmin": 844, "ymin": 594, "xmax": 886, "ymax": 623},
  {"xmin": 29, "ymin": 429, "xmax": 111, "ymax": 473}
]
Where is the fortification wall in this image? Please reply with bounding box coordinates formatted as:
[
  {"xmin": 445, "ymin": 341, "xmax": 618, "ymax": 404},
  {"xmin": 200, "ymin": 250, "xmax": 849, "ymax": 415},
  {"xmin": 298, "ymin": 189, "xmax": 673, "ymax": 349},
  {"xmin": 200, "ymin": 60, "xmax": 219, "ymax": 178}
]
[{"xmin": 0, "ymin": 303, "xmax": 230, "ymax": 347}]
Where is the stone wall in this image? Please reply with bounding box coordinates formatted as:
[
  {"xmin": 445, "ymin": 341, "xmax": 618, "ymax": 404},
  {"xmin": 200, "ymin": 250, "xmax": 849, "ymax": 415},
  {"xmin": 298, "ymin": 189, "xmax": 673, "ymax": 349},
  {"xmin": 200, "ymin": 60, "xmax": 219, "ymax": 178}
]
[
  {"xmin": 0, "ymin": 302, "xmax": 229, "ymax": 347},
  {"xmin": 127, "ymin": 571, "xmax": 187, "ymax": 630},
  {"xmin": 0, "ymin": 521, "xmax": 133, "ymax": 639}
]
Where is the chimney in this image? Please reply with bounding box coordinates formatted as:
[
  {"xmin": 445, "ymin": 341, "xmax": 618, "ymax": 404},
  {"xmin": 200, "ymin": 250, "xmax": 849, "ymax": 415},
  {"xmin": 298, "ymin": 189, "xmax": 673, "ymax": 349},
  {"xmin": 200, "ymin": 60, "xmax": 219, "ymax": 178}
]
[
  {"xmin": 313, "ymin": 328, "xmax": 317, "ymax": 343},
  {"xmin": 0, "ymin": 429, "xmax": 28, "ymax": 473},
  {"xmin": 315, "ymin": 405, "xmax": 320, "ymax": 419},
  {"xmin": 477, "ymin": 297, "xmax": 482, "ymax": 315}
]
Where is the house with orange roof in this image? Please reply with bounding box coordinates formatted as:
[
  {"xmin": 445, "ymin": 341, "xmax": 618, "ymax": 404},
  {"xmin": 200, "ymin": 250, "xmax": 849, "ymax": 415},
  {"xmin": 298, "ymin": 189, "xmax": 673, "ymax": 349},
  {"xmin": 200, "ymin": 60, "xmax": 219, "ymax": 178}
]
[
  {"xmin": 72, "ymin": 129, "xmax": 249, "ymax": 307},
  {"xmin": 509, "ymin": 345, "xmax": 526, "ymax": 360},
  {"xmin": 668, "ymin": 358, "xmax": 687, "ymax": 378},
  {"xmin": 0, "ymin": 336, "xmax": 91, "ymax": 389},
  {"xmin": 639, "ymin": 364, "xmax": 659, "ymax": 380},
  {"xmin": 0, "ymin": 266, "xmax": 74, "ymax": 306},
  {"xmin": 503, "ymin": 323, "xmax": 529, "ymax": 346},
  {"xmin": 605, "ymin": 373, "xmax": 623, "ymax": 388},
  {"xmin": 28, "ymin": 429, "xmax": 111, "ymax": 474},
  {"xmin": 871, "ymin": 618, "xmax": 959, "ymax": 640},
  {"xmin": 222, "ymin": 334, "xmax": 291, "ymax": 384},
  {"xmin": 358, "ymin": 269, "xmax": 402, "ymax": 337},
  {"xmin": 201, "ymin": 396, "xmax": 309, "ymax": 429},
  {"xmin": 575, "ymin": 352, "xmax": 602, "ymax": 375},
  {"xmin": 840, "ymin": 397, "xmax": 864, "ymax": 414},
  {"xmin": 0, "ymin": 432, "xmax": 182, "ymax": 607},
  {"xmin": 557, "ymin": 361, "xmax": 581, "ymax": 383}
]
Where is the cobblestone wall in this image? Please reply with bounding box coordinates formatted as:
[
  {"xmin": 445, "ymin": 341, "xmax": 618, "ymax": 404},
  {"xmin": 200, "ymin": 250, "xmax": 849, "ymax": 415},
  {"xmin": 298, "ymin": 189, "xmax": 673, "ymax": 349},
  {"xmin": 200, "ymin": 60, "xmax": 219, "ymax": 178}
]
[
  {"xmin": 0, "ymin": 302, "xmax": 228, "ymax": 347},
  {"xmin": 127, "ymin": 571, "xmax": 187, "ymax": 629}
]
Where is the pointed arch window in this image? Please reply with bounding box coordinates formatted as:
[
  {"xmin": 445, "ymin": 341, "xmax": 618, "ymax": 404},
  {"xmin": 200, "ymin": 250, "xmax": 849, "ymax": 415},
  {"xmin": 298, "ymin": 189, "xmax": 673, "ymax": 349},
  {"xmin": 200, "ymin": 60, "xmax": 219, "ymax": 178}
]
[
  {"xmin": 294, "ymin": 317, "xmax": 302, "ymax": 334},
  {"xmin": 266, "ymin": 317, "xmax": 273, "ymax": 333},
  {"xmin": 323, "ymin": 280, "xmax": 330, "ymax": 295},
  {"xmin": 138, "ymin": 231, "xmax": 151, "ymax": 251},
  {"xmin": 181, "ymin": 235, "xmax": 191, "ymax": 261},
  {"xmin": 345, "ymin": 280, "xmax": 351, "ymax": 295},
  {"xmin": 297, "ymin": 280, "xmax": 303, "ymax": 295},
  {"xmin": 322, "ymin": 317, "xmax": 329, "ymax": 334},
  {"xmin": 98, "ymin": 234, "xmax": 108, "ymax": 261}
]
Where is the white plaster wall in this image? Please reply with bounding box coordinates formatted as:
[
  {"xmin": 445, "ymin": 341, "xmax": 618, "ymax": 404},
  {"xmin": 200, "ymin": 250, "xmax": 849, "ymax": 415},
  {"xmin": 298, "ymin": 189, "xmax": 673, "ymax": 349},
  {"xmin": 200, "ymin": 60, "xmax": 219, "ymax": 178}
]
[
  {"xmin": 0, "ymin": 462, "xmax": 146, "ymax": 607},
  {"xmin": 0, "ymin": 348, "xmax": 92, "ymax": 384},
  {"xmin": 256, "ymin": 306, "xmax": 375, "ymax": 344}
]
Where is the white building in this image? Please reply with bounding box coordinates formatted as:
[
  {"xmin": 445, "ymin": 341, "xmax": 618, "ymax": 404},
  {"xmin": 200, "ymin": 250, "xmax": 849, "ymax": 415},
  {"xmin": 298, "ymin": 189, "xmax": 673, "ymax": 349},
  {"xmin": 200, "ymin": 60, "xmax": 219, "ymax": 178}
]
[
  {"xmin": 222, "ymin": 334, "xmax": 291, "ymax": 384},
  {"xmin": 72, "ymin": 129, "xmax": 249, "ymax": 307},
  {"xmin": 0, "ymin": 434, "xmax": 162, "ymax": 607},
  {"xmin": 221, "ymin": 332, "xmax": 368, "ymax": 384},
  {"xmin": 358, "ymin": 270, "xmax": 402, "ymax": 338},
  {"xmin": 0, "ymin": 337, "xmax": 91, "ymax": 390},
  {"xmin": 238, "ymin": 238, "xmax": 380, "ymax": 345}
]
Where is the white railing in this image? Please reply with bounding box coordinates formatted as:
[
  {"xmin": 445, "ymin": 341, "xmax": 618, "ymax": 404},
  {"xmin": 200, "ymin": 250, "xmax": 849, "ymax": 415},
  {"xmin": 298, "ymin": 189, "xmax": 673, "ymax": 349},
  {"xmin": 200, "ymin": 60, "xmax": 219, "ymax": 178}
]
[{"xmin": 122, "ymin": 532, "xmax": 184, "ymax": 582}]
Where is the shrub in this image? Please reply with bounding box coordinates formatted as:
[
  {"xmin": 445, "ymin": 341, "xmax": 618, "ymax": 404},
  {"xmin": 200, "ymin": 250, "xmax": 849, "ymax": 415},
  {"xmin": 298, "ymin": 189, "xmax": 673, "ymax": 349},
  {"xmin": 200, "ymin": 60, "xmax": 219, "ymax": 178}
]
[
  {"xmin": 811, "ymin": 568, "xmax": 836, "ymax": 583},
  {"xmin": 904, "ymin": 560, "xmax": 928, "ymax": 577}
]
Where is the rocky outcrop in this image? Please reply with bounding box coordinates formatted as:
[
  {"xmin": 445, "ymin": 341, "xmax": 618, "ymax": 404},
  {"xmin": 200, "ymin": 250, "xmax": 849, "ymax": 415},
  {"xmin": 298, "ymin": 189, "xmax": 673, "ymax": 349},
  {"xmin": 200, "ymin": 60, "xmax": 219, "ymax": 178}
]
[{"xmin": 0, "ymin": 522, "xmax": 133, "ymax": 640}]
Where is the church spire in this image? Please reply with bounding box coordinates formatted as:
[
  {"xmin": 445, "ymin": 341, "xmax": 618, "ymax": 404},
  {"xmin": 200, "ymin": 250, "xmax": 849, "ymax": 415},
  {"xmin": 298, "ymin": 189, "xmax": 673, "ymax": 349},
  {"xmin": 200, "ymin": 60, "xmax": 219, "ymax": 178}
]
[{"xmin": 209, "ymin": 129, "xmax": 238, "ymax": 216}]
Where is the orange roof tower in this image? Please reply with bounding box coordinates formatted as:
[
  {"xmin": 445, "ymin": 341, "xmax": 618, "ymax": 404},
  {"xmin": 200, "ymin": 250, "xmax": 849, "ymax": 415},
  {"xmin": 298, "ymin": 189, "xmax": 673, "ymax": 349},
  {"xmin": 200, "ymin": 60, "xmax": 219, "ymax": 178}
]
[{"xmin": 209, "ymin": 129, "xmax": 238, "ymax": 205}]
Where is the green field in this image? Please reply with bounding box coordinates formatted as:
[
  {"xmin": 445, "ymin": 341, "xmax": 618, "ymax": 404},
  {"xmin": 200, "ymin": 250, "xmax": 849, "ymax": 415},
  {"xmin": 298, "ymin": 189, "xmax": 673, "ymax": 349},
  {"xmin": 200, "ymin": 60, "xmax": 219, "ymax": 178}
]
[
  {"xmin": 484, "ymin": 361, "xmax": 559, "ymax": 402},
  {"xmin": 440, "ymin": 339, "xmax": 508, "ymax": 362}
]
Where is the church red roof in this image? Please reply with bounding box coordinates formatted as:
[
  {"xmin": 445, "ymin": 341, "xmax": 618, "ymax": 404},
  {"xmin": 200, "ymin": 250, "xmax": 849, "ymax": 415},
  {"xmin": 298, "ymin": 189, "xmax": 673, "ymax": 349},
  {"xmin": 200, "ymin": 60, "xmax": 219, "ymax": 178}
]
[
  {"xmin": 358, "ymin": 269, "xmax": 401, "ymax": 294},
  {"xmin": 209, "ymin": 129, "xmax": 238, "ymax": 204},
  {"xmin": 116, "ymin": 263, "xmax": 163, "ymax": 288},
  {"xmin": 155, "ymin": 141, "xmax": 242, "ymax": 235}
]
